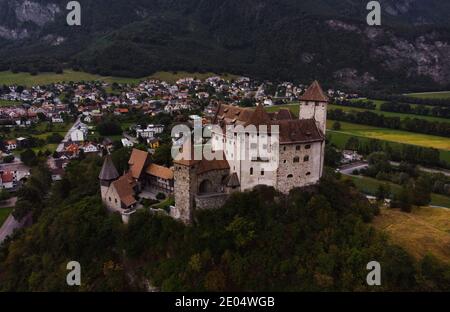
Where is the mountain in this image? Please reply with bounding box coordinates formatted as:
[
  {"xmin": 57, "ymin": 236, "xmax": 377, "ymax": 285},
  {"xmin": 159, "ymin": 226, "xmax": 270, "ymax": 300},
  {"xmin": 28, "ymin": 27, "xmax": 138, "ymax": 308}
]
[{"xmin": 1, "ymin": 0, "xmax": 450, "ymax": 91}]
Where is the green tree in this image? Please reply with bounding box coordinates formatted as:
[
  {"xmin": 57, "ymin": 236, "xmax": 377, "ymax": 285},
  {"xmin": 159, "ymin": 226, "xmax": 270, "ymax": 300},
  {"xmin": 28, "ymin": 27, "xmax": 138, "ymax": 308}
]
[
  {"xmin": 332, "ymin": 121, "xmax": 341, "ymax": 131},
  {"xmin": 20, "ymin": 149, "xmax": 37, "ymax": 166}
]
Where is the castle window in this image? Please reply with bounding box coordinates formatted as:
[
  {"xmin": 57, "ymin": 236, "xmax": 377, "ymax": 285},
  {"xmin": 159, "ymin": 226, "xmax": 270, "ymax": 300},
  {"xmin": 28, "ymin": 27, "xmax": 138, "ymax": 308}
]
[
  {"xmin": 109, "ymin": 197, "xmax": 111, "ymax": 202},
  {"xmin": 261, "ymin": 169, "xmax": 264, "ymax": 176},
  {"xmin": 306, "ymin": 172, "xmax": 311, "ymax": 176},
  {"xmin": 283, "ymin": 146, "xmax": 286, "ymax": 151},
  {"xmin": 304, "ymin": 155, "xmax": 310, "ymax": 162},
  {"xmin": 115, "ymin": 199, "xmax": 118, "ymax": 204},
  {"xmin": 293, "ymin": 156, "xmax": 300, "ymax": 163},
  {"xmin": 296, "ymin": 145, "xmax": 301, "ymax": 151},
  {"xmin": 287, "ymin": 174, "xmax": 293, "ymax": 178},
  {"xmin": 283, "ymin": 160, "xmax": 287, "ymax": 164},
  {"xmin": 305, "ymin": 144, "xmax": 311, "ymax": 149},
  {"xmin": 250, "ymin": 167, "xmax": 254, "ymax": 175}
]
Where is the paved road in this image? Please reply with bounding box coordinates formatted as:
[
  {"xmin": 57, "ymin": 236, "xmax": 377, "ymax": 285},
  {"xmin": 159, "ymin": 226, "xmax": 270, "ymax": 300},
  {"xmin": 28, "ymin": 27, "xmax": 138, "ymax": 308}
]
[
  {"xmin": 0, "ymin": 212, "xmax": 31, "ymax": 244},
  {"xmin": 338, "ymin": 161, "xmax": 368, "ymax": 175},
  {"xmin": 0, "ymin": 197, "xmax": 17, "ymax": 208},
  {"xmin": 57, "ymin": 117, "xmax": 81, "ymax": 152}
]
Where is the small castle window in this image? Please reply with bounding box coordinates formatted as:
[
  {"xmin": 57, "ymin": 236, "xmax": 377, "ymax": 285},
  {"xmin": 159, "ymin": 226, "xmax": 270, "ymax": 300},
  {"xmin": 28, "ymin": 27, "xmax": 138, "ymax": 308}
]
[
  {"xmin": 304, "ymin": 155, "xmax": 310, "ymax": 162},
  {"xmin": 296, "ymin": 145, "xmax": 301, "ymax": 151},
  {"xmin": 261, "ymin": 169, "xmax": 265, "ymax": 176},
  {"xmin": 115, "ymin": 199, "xmax": 118, "ymax": 204},
  {"xmin": 250, "ymin": 167, "xmax": 254, "ymax": 175},
  {"xmin": 109, "ymin": 197, "xmax": 111, "ymax": 202},
  {"xmin": 293, "ymin": 157, "xmax": 300, "ymax": 163},
  {"xmin": 283, "ymin": 146, "xmax": 286, "ymax": 151},
  {"xmin": 287, "ymin": 174, "xmax": 293, "ymax": 178},
  {"xmin": 283, "ymin": 160, "xmax": 287, "ymax": 164},
  {"xmin": 306, "ymin": 172, "xmax": 311, "ymax": 176},
  {"xmin": 305, "ymin": 144, "xmax": 311, "ymax": 149}
]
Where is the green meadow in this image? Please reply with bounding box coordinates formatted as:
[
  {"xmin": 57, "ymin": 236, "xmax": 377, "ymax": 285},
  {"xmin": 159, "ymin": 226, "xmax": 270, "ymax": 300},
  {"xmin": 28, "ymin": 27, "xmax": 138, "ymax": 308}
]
[
  {"xmin": 266, "ymin": 104, "xmax": 450, "ymax": 163},
  {"xmin": 0, "ymin": 207, "xmax": 13, "ymax": 227},
  {"xmin": 406, "ymin": 91, "xmax": 450, "ymax": 100},
  {"xmin": 0, "ymin": 70, "xmax": 238, "ymax": 87}
]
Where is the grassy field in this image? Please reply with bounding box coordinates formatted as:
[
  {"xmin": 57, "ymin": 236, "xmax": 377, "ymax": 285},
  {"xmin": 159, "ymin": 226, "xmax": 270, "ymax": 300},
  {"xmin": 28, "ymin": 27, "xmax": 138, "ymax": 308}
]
[
  {"xmin": 0, "ymin": 207, "xmax": 13, "ymax": 227},
  {"xmin": 327, "ymin": 130, "xmax": 450, "ymax": 164},
  {"xmin": 267, "ymin": 102, "xmax": 450, "ymax": 123},
  {"xmin": 327, "ymin": 121, "xmax": 450, "ymax": 150},
  {"xmin": 345, "ymin": 175, "xmax": 450, "ymax": 208},
  {"xmin": 373, "ymin": 206, "xmax": 450, "ymax": 263},
  {"xmin": 0, "ymin": 70, "xmax": 238, "ymax": 87},
  {"xmin": 267, "ymin": 103, "xmax": 450, "ymax": 162},
  {"xmin": 0, "ymin": 99, "xmax": 21, "ymax": 107},
  {"xmin": 407, "ymin": 91, "xmax": 450, "ymax": 99},
  {"xmin": 328, "ymin": 104, "xmax": 450, "ymax": 123}
]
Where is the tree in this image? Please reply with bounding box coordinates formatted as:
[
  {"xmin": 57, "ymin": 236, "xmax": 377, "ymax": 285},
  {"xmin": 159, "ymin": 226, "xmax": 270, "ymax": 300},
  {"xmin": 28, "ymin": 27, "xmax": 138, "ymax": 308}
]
[
  {"xmin": 413, "ymin": 176, "xmax": 432, "ymax": 206},
  {"xmin": 345, "ymin": 137, "xmax": 359, "ymax": 151},
  {"xmin": 396, "ymin": 184, "xmax": 414, "ymax": 213},
  {"xmin": 46, "ymin": 133, "xmax": 64, "ymax": 144},
  {"xmin": 97, "ymin": 119, "xmax": 123, "ymax": 136},
  {"xmin": 0, "ymin": 189, "xmax": 11, "ymax": 202},
  {"xmin": 2, "ymin": 155, "xmax": 14, "ymax": 163},
  {"xmin": 152, "ymin": 144, "xmax": 173, "ymax": 167},
  {"xmin": 111, "ymin": 147, "xmax": 131, "ymax": 174},
  {"xmin": 20, "ymin": 149, "xmax": 37, "ymax": 166},
  {"xmin": 332, "ymin": 121, "xmax": 341, "ymax": 131},
  {"xmin": 376, "ymin": 183, "xmax": 390, "ymax": 201},
  {"xmin": 324, "ymin": 144, "xmax": 341, "ymax": 167}
]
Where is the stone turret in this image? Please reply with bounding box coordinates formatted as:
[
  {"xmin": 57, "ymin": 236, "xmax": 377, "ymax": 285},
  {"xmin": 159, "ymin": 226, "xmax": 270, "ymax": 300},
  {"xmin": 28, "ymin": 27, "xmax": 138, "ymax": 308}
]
[
  {"xmin": 298, "ymin": 81, "xmax": 329, "ymax": 134},
  {"xmin": 99, "ymin": 155, "xmax": 119, "ymax": 203}
]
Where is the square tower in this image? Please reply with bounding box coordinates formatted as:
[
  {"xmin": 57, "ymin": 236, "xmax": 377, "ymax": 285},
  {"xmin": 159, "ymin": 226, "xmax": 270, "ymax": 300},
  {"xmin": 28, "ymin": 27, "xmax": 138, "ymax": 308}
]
[{"xmin": 298, "ymin": 81, "xmax": 329, "ymax": 134}]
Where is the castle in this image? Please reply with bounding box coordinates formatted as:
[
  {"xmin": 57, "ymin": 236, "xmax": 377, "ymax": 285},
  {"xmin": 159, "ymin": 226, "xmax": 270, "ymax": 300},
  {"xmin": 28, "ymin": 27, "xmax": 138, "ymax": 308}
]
[
  {"xmin": 99, "ymin": 81, "xmax": 328, "ymax": 224},
  {"xmin": 172, "ymin": 81, "xmax": 328, "ymax": 223}
]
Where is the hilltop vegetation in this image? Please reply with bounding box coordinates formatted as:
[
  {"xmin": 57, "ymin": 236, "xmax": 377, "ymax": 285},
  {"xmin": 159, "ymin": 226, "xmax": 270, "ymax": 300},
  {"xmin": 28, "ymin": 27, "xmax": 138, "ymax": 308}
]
[{"xmin": 1, "ymin": 156, "xmax": 450, "ymax": 291}]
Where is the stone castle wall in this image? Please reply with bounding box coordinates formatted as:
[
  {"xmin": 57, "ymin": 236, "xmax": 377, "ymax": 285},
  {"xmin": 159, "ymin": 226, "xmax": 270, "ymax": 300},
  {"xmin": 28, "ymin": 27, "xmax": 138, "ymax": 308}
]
[{"xmin": 276, "ymin": 141, "xmax": 323, "ymax": 194}]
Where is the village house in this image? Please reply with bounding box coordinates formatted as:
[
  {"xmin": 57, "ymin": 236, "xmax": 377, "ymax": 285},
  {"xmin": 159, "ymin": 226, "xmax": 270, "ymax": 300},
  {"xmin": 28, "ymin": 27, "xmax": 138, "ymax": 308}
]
[
  {"xmin": 5, "ymin": 140, "xmax": 17, "ymax": 151},
  {"xmin": 136, "ymin": 124, "xmax": 164, "ymax": 139},
  {"xmin": 0, "ymin": 171, "xmax": 15, "ymax": 189}
]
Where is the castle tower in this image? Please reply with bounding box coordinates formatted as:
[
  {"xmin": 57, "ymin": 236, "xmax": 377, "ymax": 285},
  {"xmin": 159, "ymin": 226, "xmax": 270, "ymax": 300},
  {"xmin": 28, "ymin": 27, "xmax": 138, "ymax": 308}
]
[
  {"xmin": 173, "ymin": 161, "xmax": 197, "ymax": 224},
  {"xmin": 99, "ymin": 154, "xmax": 119, "ymax": 203},
  {"xmin": 298, "ymin": 81, "xmax": 329, "ymax": 134}
]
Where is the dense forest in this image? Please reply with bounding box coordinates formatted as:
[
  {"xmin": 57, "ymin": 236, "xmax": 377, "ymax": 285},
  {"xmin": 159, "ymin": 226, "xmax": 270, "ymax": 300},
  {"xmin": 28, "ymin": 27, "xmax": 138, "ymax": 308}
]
[{"xmin": 1, "ymin": 154, "xmax": 450, "ymax": 291}]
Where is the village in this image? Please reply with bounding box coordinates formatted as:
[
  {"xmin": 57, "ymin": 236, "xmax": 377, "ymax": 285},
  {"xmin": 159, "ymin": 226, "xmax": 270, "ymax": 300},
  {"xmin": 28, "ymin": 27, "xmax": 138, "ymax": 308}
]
[{"xmin": 0, "ymin": 76, "xmax": 357, "ymax": 195}]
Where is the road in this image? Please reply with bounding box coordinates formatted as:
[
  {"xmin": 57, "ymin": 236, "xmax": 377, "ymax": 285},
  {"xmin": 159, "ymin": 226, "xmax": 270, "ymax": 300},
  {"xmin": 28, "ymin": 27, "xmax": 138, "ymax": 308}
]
[
  {"xmin": 338, "ymin": 161, "xmax": 450, "ymax": 177},
  {"xmin": 57, "ymin": 117, "xmax": 81, "ymax": 152},
  {"xmin": 338, "ymin": 161, "xmax": 368, "ymax": 175},
  {"xmin": 0, "ymin": 213, "xmax": 31, "ymax": 243}
]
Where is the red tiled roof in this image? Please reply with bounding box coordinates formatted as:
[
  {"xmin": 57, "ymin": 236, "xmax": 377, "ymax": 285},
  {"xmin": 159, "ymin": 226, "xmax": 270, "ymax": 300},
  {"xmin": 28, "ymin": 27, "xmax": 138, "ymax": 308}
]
[
  {"xmin": 111, "ymin": 174, "xmax": 136, "ymax": 208},
  {"xmin": 146, "ymin": 164, "xmax": 174, "ymax": 180},
  {"xmin": 299, "ymin": 81, "xmax": 329, "ymax": 102},
  {"xmin": 128, "ymin": 148, "xmax": 149, "ymax": 179},
  {"xmin": 1, "ymin": 171, "xmax": 14, "ymax": 183}
]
